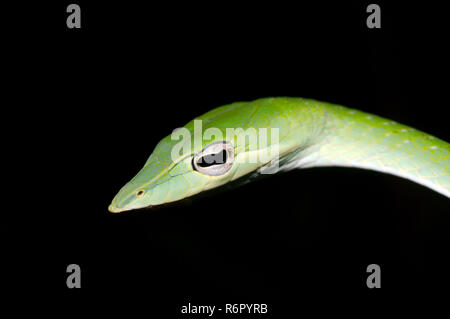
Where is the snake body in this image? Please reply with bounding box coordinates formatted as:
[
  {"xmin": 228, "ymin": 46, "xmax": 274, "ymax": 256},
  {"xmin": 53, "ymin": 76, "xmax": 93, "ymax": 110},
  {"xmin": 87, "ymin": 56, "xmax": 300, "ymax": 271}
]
[{"xmin": 109, "ymin": 98, "xmax": 449, "ymax": 213}]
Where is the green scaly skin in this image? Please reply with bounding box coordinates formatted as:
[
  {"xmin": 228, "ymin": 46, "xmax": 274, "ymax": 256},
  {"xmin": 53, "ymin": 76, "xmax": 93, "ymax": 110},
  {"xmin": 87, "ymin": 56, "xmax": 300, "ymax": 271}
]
[{"xmin": 109, "ymin": 97, "xmax": 450, "ymax": 213}]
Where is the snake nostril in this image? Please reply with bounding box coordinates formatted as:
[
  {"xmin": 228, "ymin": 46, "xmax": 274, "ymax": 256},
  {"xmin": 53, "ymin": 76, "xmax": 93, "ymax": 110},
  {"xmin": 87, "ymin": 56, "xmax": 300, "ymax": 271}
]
[{"xmin": 137, "ymin": 190, "xmax": 145, "ymax": 197}]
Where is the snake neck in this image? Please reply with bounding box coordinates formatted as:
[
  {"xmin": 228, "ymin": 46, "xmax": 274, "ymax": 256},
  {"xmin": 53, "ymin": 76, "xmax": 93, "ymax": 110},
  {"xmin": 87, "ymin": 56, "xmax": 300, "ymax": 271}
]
[{"xmin": 281, "ymin": 102, "xmax": 450, "ymax": 198}]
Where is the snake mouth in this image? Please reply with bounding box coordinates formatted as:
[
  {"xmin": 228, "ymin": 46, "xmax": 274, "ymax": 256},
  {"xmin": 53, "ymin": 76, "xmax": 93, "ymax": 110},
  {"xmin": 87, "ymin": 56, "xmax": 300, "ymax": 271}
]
[
  {"xmin": 108, "ymin": 196, "xmax": 156, "ymax": 213},
  {"xmin": 108, "ymin": 204, "xmax": 125, "ymax": 213}
]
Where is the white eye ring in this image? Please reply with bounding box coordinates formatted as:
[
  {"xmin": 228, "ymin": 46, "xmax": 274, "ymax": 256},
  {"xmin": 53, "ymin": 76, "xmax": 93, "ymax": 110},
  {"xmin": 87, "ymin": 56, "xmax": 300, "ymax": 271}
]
[{"xmin": 192, "ymin": 141, "xmax": 234, "ymax": 176}]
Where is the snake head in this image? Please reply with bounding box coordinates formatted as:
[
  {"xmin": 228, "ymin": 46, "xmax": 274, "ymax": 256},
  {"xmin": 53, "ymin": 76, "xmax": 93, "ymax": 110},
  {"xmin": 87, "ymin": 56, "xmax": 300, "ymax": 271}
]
[
  {"xmin": 108, "ymin": 135, "xmax": 237, "ymax": 213},
  {"xmin": 109, "ymin": 99, "xmax": 288, "ymax": 213}
]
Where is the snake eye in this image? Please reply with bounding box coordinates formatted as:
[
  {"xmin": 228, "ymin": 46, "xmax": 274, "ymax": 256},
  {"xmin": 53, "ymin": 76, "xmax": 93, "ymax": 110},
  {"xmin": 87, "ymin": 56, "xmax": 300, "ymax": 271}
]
[
  {"xmin": 193, "ymin": 141, "xmax": 234, "ymax": 176},
  {"xmin": 136, "ymin": 190, "xmax": 145, "ymax": 197}
]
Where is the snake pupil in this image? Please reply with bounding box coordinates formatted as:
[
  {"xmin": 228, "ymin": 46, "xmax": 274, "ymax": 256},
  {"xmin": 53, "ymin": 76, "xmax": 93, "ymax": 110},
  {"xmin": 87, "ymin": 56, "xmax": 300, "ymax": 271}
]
[{"xmin": 197, "ymin": 150, "xmax": 227, "ymax": 168}]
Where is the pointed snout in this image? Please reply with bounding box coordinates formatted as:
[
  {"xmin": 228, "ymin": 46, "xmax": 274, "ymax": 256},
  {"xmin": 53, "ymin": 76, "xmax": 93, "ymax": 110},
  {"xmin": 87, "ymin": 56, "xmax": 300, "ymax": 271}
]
[
  {"xmin": 108, "ymin": 189, "xmax": 135, "ymax": 213},
  {"xmin": 108, "ymin": 203, "xmax": 125, "ymax": 213}
]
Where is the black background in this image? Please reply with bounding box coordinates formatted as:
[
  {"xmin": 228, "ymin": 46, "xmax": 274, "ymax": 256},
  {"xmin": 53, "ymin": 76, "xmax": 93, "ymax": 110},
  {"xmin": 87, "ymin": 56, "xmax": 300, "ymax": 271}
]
[{"xmin": 13, "ymin": 0, "xmax": 450, "ymax": 316}]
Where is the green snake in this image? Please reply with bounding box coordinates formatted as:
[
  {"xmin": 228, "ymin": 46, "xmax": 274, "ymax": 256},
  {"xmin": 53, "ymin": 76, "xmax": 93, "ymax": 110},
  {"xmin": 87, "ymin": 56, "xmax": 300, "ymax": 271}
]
[{"xmin": 109, "ymin": 97, "xmax": 449, "ymax": 213}]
